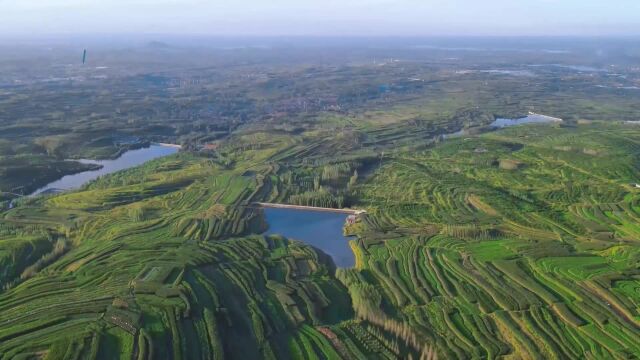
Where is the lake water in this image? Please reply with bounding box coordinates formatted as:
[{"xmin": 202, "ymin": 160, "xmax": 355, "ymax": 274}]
[
  {"xmin": 263, "ymin": 207, "xmax": 355, "ymax": 267},
  {"xmin": 489, "ymin": 114, "xmax": 562, "ymax": 128},
  {"xmin": 29, "ymin": 144, "xmax": 179, "ymax": 196},
  {"xmin": 443, "ymin": 114, "xmax": 561, "ymax": 139}
]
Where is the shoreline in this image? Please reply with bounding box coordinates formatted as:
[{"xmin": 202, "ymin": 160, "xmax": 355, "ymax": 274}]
[
  {"xmin": 27, "ymin": 144, "xmax": 179, "ymax": 198},
  {"xmin": 156, "ymin": 142, "xmax": 182, "ymax": 149},
  {"xmin": 253, "ymin": 202, "xmax": 365, "ymax": 215},
  {"xmin": 527, "ymin": 112, "xmax": 563, "ymax": 122}
]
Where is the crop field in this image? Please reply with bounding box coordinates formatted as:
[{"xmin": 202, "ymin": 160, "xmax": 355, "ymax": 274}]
[
  {"xmin": 346, "ymin": 122, "xmax": 640, "ymax": 359},
  {"xmin": 2, "ymin": 112, "xmax": 640, "ymax": 360}
]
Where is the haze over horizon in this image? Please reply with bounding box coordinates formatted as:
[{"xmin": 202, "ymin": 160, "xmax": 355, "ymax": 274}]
[{"xmin": 1, "ymin": 0, "xmax": 639, "ymax": 38}]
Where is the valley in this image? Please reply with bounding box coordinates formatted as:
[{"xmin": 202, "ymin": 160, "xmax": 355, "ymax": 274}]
[{"xmin": 1, "ymin": 38, "xmax": 640, "ymax": 359}]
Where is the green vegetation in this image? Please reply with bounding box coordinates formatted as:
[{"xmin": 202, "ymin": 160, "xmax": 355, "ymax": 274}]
[
  {"xmin": 2, "ymin": 40, "xmax": 640, "ymax": 359},
  {"xmin": 3, "ymin": 39, "xmax": 640, "ymax": 202},
  {"xmin": 1, "ymin": 119, "xmax": 640, "ymax": 359}
]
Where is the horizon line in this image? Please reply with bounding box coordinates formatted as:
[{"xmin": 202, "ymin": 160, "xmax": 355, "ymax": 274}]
[{"xmin": 1, "ymin": 33, "xmax": 639, "ymax": 40}]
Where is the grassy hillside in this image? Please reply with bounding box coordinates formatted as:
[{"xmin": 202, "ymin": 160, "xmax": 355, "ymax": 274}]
[{"xmin": 1, "ymin": 120, "xmax": 640, "ymax": 359}]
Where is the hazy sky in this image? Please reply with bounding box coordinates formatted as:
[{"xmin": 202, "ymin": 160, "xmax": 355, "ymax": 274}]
[{"xmin": 1, "ymin": 0, "xmax": 639, "ymax": 37}]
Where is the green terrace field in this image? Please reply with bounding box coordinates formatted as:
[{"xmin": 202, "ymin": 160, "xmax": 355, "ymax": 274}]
[
  {"xmin": 348, "ymin": 122, "xmax": 640, "ymax": 359},
  {"xmin": 1, "ymin": 119, "xmax": 640, "ymax": 359}
]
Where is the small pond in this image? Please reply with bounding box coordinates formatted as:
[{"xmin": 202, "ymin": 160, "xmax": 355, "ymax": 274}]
[
  {"xmin": 443, "ymin": 114, "xmax": 561, "ymax": 139},
  {"xmin": 489, "ymin": 114, "xmax": 562, "ymax": 128},
  {"xmin": 263, "ymin": 207, "xmax": 355, "ymax": 267},
  {"xmin": 30, "ymin": 144, "xmax": 179, "ymax": 196}
]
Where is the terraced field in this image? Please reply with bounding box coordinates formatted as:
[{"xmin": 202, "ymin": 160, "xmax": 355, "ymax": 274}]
[
  {"xmin": 1, "ymin": 121, "xmax": 640, "ymax": 359},
  {"xmin": 349, "ymin": 122, "xmax": 640, "ymax": 359}
]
